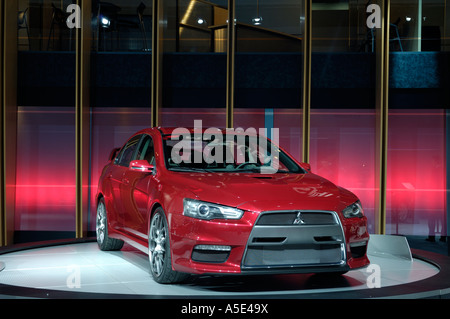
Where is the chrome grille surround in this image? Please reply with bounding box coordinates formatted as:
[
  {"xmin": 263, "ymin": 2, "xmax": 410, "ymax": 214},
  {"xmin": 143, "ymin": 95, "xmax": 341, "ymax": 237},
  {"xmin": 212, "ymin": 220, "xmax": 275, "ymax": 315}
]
[
  {"xmin": 242, "ymin": 210, "xmax": 347, "ymax": 271},
  {"xmin": 256, "ymin": 211, "xmax": 338, "ymax": 226}
]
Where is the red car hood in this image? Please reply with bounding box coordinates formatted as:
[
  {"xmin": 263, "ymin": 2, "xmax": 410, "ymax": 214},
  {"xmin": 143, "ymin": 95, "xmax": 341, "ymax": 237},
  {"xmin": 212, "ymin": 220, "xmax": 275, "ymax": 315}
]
[{"xmin": 170, "ymin": 172, "xmax": 357, "ymax": 213}]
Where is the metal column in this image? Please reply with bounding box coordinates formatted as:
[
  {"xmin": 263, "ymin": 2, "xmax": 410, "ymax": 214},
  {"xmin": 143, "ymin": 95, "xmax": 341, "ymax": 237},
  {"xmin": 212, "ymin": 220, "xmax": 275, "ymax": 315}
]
[
  {"xmin": 375, "ymin": 0, "xmax": 390, "ymax": 235},
  {"xmin": 75, "ymin": 0, "xmax": 92, "ymax": 239},
  {"xmin": 0, "ymin": 0, "xmax": 18, "ymax": 246},
  {"xmin": 302, "ymin": 0, "xmax": 312, "ymax": 164},
  {"xmin": 151, "ymin": 0, "xmax": 163, "ymax": 127},
  {"xmin": 226, "ymin": 0, "xmax": 236, "ymax": 129}
]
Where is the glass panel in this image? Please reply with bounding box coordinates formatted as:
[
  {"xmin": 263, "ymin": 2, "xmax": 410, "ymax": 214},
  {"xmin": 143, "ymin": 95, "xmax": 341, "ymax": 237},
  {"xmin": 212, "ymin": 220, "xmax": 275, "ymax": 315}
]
[
  {"xmin": 161, "ymin": 0, "xmax": 227, "ymax": 126},
  {"xmin": 161, "ymin": 108, "xmax": 225, "ymax": 128},
  {"xmin": 15, "ymin": 107, "xmax": 76, "ymax": 242},
  {"xmin": 310, "ymin": 1, "xmax": 377, "ymax": 233},
  {"xmin": 18, "ymin": 0, "xmax": 77, "ymax": 52},
  {"xmin": 234, "ymin": 0, "xmax": 304, "ymax": 160},
  {"xmin": 234, "ymin": 109, "xmax": 303, "ymax": 161},
  {"xmin": 93, "ymin": 0, "xmax": 152, "ymax": 52},
  {"xmin": 387, "ymin": 110, "xmax": 446, "ymax": 236},
  {"xmin": 390, "ymin": 0, "xmax": 447, "ymax": 52},
  {"xmin": 89, "ymin": 108, "xmax": 152, "ymax": 233},
  {"xmin": 387, "ymin": 0, "xmax": 449, "ymax": 240},
  {"xmin": 91, "ymin": 0, "xmax": 153, "ymax": 108},
  {"xmin": 89, "ymin": 1, "xmax": 153, "ymax": 233},
  {"xmin": 15, "ymin": 0, "xmax": 77, "ymax": 243},
  {"xmin": 310, "ymin": 109, "xmax": 376, "ymax": 232}
]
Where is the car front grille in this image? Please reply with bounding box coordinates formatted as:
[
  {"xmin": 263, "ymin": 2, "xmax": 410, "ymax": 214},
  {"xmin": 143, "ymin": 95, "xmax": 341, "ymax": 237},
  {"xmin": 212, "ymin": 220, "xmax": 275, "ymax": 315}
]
[
  {"xmin": 242, "ymin": 211, "xmax": 346, "ymax": 270},
  {"xmin": 256, "ymin": 211, "xmax": 337, "ymax": 226}
]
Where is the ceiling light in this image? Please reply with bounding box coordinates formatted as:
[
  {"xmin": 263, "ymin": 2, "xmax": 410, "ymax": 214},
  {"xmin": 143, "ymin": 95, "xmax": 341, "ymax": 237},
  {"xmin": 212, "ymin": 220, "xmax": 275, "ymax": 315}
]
[
  {"xmin": 252, "ymin": 16, "xmax": 263, "ymax": 25},
  {"xmin": 101, "ymin": 16, "xmax": 111, "ymax": 28}
]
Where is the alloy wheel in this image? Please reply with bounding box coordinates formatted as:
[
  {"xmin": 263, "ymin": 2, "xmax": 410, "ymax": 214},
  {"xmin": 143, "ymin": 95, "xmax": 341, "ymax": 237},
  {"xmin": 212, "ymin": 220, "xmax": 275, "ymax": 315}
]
[
  {"xmin": 96, "ymin": 201, "xmax": 106, "ymax": 245},
  {"xmin": 149, "ymin": 212, "xmax": 167, "ymax": 278}
]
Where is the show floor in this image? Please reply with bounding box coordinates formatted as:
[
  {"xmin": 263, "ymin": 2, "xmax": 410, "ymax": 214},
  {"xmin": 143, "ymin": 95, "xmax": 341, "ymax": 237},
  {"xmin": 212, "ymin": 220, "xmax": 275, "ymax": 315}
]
[{"xmin": 0, "ymin": 236, "xmax": 449, "ymax": 299}]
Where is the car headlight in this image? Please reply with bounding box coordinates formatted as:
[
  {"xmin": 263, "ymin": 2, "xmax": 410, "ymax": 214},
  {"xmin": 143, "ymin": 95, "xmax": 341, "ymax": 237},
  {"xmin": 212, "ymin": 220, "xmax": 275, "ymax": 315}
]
[
  {"xmin": 183, "ymin": 198, "xmax": 244, "ymax": 220},
  {"xmin": 342, "ymin": 201, "xmax": 364, "ymax": 218}
]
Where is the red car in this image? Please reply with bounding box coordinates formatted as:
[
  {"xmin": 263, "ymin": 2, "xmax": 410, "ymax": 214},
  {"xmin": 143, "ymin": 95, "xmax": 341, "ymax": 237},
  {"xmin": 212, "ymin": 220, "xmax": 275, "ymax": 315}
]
[{"xmin": 96, "ymin": 127, "xmax": 370, "ymax": 284}]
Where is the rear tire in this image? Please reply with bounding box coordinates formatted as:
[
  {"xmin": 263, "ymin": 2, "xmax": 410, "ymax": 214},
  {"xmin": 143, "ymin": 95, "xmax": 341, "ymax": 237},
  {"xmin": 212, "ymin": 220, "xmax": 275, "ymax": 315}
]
[
  {"xmin": 96, "ymin": 198, "xmax": 124, "ymax": 251},
  {"xmin": 148, "ymin": 207, "xmax": 189, "ymax": 284}
]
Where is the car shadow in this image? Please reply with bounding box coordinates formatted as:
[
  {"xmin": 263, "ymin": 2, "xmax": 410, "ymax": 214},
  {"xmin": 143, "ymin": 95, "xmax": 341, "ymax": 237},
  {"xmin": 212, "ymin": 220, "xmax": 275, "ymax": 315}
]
[
  {"xmin": 182, "ymin": 272, "xmax": 364, "ymax": 293},
  {"xmin": 110, "ymin": 244, "xmax": 366, "ymax": 293}
]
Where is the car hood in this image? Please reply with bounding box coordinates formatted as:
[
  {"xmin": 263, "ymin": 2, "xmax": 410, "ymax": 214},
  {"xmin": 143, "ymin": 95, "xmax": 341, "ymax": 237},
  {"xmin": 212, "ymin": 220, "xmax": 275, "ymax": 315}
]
[{"xmin": 170, "ymin": 172, "xmax": 357, "ymax": 213}]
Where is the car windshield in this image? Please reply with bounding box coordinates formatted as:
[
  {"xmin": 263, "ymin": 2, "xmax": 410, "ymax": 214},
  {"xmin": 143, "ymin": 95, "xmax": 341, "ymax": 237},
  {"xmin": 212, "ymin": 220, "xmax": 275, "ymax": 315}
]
[{"xmin": 162, "ymin": 132, "xmax": 304, "ymax": 174}]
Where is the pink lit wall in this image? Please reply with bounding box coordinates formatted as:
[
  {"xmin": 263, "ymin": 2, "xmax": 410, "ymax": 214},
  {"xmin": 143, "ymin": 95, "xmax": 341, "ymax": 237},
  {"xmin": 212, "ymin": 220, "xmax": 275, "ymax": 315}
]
[
  {"xmin": 15, "ymin": 107, "xmax": 76, "ymax": 232},
  {"xmin": 310, "ymin": 109, "xmax": 377, "ymax": 233},
  {"xmin": 89, "ymin": 107, "xmax": 153, "ymax": 231},
  {"xmin": 387, "ymin": 110, "xmax": 446, "ymax": 236},
  {"xmin": 235, "ymin": 108, "xmax": 303, "ymax": 162},
  {"xmin": 15, "ymin": 106, "xmax": 447, "ymax": 238}
]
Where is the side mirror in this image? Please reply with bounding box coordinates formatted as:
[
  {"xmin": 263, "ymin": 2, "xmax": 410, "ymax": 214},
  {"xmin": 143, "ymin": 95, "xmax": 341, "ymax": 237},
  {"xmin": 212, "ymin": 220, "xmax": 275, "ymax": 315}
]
[
  {"xmin": 300, "ymin": 162, "xmax": 311, "ymax": 172},
  {"xmin": 129, "ymin": 160, "xmax": 154, "ymax": 172}
]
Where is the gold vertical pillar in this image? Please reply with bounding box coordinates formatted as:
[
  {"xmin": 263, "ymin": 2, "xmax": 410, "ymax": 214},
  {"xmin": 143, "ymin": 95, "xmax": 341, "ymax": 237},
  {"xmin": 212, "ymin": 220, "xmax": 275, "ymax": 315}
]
[
  {"xmin": 151, "ymin": 0, "xmax": 163, "ymax": 127},
  {"xmin": 1, "ymin": 0, "xmax": 18, "ymax": 246},
  {"xmin": 375, "ymin": 0, "xmax": 390, "ymax": 235},
  {"xmin": 226, "ymin": 0, "xmax": 236, "ymax": 129},
  {"xmin": 302, "ymin": 0, "xmax": 312, "ymax": 163},
  {"xmin": 75, "ymin": 0, "xmax": 92, "ymax": 239}
]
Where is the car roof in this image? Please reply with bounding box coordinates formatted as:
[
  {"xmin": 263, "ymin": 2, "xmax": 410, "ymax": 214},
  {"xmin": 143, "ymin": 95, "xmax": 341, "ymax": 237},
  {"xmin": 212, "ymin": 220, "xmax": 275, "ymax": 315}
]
[{"xmin": 138, "ymin": 127, "xmax": 263, "ymax": 137}]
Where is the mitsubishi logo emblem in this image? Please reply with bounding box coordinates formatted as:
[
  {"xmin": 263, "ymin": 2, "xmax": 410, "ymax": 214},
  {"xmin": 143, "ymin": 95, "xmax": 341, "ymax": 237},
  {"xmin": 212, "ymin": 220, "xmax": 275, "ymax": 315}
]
[{"xmin": 293, "ymin": 212, "xmax": 305, "ymax": 225}]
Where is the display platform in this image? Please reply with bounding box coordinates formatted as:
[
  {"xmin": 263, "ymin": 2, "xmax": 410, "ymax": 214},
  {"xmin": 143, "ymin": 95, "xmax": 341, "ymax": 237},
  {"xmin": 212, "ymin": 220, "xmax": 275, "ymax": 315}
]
[{"xmin": 0, "ymin": 235, "xmax": 449, "ymax": 299}]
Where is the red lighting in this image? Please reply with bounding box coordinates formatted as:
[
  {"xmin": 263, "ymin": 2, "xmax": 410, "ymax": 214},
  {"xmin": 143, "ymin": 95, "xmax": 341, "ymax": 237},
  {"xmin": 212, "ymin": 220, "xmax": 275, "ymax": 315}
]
[{"xmin": 14, "ymin": 107, "xmax": 447, "ymax": 237}]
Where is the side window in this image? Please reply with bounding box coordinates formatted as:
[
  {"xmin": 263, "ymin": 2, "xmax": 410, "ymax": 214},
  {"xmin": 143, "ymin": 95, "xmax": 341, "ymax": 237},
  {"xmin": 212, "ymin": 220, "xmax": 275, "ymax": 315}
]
[
  {"xmin": 116, "ymin": 135, "xmax": 142, "ymax": 167},
  {"xmin": 136, "ymin": 135, "xmax": 155, "ymax": 165}
]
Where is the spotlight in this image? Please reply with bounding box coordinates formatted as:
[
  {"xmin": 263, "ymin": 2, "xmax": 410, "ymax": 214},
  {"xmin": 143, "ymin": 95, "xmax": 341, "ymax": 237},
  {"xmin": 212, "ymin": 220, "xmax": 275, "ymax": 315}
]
[
  {"xmin": 101, "ymin": 16, "xmax": 111, "ymax": 28},
  {"xmin": 405, "ymin": 16, "xmax": 412, "ymax": 22},
  {"xmin": 252, "ymin": 16, "xmax": 263, "ymax": 25},
  {"xmin": 197, "ymin": 17, "xmax": 206, "ymax": 25}
]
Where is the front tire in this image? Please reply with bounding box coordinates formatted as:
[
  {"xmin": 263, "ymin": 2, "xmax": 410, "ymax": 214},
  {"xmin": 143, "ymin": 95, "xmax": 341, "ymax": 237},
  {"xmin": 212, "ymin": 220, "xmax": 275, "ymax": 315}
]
[
  {"xmin": 96, "ymin": 198, "xmax": 124, "ymax": 251},
  {"xmin": 148, "ymin": 207, "xmax": 189, "ymax": 284}
]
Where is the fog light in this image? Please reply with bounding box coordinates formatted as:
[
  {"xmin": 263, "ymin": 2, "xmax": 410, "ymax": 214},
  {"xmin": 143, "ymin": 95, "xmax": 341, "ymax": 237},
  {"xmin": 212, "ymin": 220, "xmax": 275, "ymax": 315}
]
[
  {"xmin": 349, "ymin": 241, "xmax": 368, "ymax": 258},
  {"xmin": 194, "ymin": 245, "xmax": 231, "ymax": 251},
  {"xmin": 192, "ymin": 245, "xmax": 231, "ymax": 263}
]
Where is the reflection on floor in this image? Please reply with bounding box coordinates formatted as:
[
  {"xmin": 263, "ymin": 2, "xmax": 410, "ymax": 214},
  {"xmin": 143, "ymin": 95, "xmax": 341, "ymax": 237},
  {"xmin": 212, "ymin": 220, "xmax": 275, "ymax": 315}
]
[{"xmin": 0, "ymin": 242, "xmax": 440, "ymax": 297}]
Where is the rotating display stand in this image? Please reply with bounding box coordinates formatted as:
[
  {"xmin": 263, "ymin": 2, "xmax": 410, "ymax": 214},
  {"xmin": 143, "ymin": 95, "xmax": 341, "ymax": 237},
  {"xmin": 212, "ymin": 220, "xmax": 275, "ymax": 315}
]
[{"xmin": 0, "ymin": 235, "xmax": 449, "ymax": 299}]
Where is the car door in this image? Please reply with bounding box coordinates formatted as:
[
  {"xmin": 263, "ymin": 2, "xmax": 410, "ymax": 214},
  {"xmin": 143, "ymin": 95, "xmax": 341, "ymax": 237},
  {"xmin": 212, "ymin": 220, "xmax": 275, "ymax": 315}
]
[
  {"xmin": 111, "ymin": 134, "xmax": 143, "ymax": 230},
  {"xmin": 121, "ymin": 134, "xmax": 156, "ymax": 238}
]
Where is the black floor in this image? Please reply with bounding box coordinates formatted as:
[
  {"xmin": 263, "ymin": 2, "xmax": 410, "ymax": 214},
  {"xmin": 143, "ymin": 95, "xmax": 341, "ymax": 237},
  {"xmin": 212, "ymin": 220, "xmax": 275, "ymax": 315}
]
[{"xmin": 406, "ymin": 235, "xmax": 449, "ymax": 256}]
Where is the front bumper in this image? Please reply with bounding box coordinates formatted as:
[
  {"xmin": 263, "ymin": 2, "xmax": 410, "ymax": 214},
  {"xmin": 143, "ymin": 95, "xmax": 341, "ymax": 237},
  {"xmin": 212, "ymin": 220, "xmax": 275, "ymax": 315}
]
[
  {"xmin": 242, "ymin": 211, "xmax": 347, "ymax": 271},
  {"xmin": 170, "ymin": 210, "xmax": 369, "ymax": 275}
]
